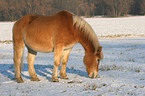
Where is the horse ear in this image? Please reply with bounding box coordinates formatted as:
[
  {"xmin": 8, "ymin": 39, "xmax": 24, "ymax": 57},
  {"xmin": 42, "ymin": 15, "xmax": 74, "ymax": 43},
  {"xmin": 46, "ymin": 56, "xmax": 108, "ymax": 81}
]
[{"xmin": 97, "ymin": 46, "xmax": 102, "ymax": 52}]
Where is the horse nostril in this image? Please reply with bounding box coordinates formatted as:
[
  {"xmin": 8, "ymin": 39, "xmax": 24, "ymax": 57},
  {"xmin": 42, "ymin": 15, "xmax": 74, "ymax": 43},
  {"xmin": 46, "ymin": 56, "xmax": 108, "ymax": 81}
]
[
  {"xmin": 91, "ymin": 73, "xmax": 95, "ymax": 78},
  {"xmin": 89, "ymin": 72, "xmax": 97, "ymax": 78}
]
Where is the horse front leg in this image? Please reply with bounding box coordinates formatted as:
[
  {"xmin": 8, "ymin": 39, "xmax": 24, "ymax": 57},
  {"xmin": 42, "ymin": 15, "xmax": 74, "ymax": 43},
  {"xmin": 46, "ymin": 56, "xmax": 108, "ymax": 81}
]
[
  {"xmin": 60, "ymin": 48, "xmax": 72, "ymax": 79},
  {"xmin": 27, "ymin": 47, "xmax": 40, "ymax": 81},
  {"xmin": 51, "ymin": 45, "xmax": 63, "ymax": 82}
]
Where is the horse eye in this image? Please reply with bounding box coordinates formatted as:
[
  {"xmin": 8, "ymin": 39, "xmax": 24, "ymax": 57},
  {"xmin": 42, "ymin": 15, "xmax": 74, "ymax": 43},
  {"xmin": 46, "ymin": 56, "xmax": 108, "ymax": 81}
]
[{"xmin": 97, "ymin": 59, "xmax": 100, "ymax": 62}]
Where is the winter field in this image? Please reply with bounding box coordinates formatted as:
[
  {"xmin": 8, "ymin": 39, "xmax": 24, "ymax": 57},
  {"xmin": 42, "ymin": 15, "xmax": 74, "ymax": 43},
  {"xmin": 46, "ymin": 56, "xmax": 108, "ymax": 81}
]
[{"xmin": 0, "ymin": 16, "xmax": 145, "ymax": 96}]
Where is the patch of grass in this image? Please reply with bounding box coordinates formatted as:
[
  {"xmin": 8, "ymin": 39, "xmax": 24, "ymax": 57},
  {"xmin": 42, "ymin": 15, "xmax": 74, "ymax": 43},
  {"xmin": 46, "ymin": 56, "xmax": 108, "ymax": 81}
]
[
  {"xmin": 135, "ymin": 69, "xmax": 140, "ymax": 73},
  {"xmin": 61, "ymin": 90, "xmax": 67, "ymax": 93},
  {"xmin": 102, "ymin": 83, "xmax": 107, "ymax": 86},
  {"xmin": 99, "ymin": 34, "xmax": 145, "ymax": 39},
  {"xmin": 84, "ymin": 83, "xmax": 107, "ymax": 91},
  {"xmin": 130, "ymin": 67, "xmax": 142, "ymax": 73},
  {"xmin": 127, "ymin": 92, "xmax": 136, "ymax": 95},
  {"xmin": 120, "ymin": 52, "xmax": 123, "ymax": 55},
  {"xmin": 136, "ymin": 84, "xmax": 144, "ymax": 88},
  {"xmin": 71, "ymin": 67, "xmax": 74, "ymax": 69},
  {"xmin": 99, "ymin": 64, "xmax": 119, "ymax": 71},
  {"xmin": 0, "ymin": 40, "xmax": 12, "ymax": 44},
  {"xmin": 129, "ymin": 59, "xmax": 135, "ymax": 62},
  {"xmin": 140, "ymin": 78, "xmax": 144, "ymax": 80},
  {"xmin": 67, "ymin": 80, "xmax": 75, "ymax": 83},
  {"xmin": 84, "ymin": 84, "xmax": 97, "ymax": 90},
  {"xmin": 100, "ymin": 64, "xmax": 142, "ymax": 73},
  {"xmin": 22, "ymin": 90, "xmax": 29, "ymax": 93}
]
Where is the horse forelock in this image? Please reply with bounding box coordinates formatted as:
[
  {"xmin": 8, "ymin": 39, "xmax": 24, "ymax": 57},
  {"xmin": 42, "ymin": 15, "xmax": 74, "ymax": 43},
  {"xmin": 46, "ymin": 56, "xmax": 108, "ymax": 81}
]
[{"xmin": 72, "ymin": 15, "xmax": 100, "ymax": 53}]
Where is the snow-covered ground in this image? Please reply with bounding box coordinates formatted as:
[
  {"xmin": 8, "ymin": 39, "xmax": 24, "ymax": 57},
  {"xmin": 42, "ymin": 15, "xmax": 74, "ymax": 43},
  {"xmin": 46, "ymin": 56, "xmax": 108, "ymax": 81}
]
[
  {"xmin": 0, "ymin": 16, "xmax": 145, "ymax": 96},
  {"xmin": 0, "ymin": 22, "xmax": 14, "ymax": 41},
  {"xmin": 85, "ymin": 16, "xmax": 145, "ymax": 38},
  {"xmin": 0, "ymin": 16, "xmax": 145, "ymax": 41}
]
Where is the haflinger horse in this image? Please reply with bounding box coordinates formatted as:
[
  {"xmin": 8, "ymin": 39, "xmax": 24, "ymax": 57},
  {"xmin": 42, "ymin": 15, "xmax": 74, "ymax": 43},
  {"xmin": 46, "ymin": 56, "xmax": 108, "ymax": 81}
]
[{"xmin": 13, "ymin": 10, "xmax": 103, "ymax": 83}]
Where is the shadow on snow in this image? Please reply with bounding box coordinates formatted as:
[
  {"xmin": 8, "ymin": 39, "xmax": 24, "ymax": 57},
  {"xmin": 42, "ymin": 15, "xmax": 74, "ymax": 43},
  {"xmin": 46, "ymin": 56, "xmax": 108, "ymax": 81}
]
[{"xmin": 0, "ymin": 63, "xmax": 88, "ymax": 82}]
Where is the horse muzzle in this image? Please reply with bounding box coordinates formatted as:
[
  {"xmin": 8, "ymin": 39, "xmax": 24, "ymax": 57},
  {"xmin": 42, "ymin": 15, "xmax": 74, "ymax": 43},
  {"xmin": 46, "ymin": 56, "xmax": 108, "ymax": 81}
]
[{"xmin": 88, "ymin": 71, "xmax": 98, "ymax": 78}]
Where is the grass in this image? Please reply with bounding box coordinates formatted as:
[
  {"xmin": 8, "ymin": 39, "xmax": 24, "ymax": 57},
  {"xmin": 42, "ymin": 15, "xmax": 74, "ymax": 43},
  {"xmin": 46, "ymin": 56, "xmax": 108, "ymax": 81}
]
[
  {"xmin": 99, "ymin": 64, "xmax": 119, "ymax": 71},
  {"xmin": 83, "ymin": 84, "xmax": 98, "ymax": 91},
  {"xmin": 84, "ymin": 83, "xmax": 107, "ymax": 91},
  {"xmin": 98, "ymin": 34, "xmax": 145, "ymax": 39},
  {"xmin": 0, "ymin": 40, "xmax": 12, "ymax": 44},
  {"xmin": 99, "ymin": 64, "xmax": 142, "ymax": 73}
]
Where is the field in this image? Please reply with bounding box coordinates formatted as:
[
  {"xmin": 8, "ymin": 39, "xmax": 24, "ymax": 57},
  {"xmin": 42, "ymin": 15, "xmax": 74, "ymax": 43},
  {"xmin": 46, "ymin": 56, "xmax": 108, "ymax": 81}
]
[{"xmin": 0, "ymin": 16, "xmax": 145, "ymax": 96}]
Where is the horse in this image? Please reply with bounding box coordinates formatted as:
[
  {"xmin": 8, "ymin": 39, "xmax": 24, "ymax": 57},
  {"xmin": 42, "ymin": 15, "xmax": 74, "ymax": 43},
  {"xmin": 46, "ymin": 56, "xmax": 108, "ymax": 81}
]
[{"xmin": 13, "ymin": 10, "xmax": 103, "ymax": 83}]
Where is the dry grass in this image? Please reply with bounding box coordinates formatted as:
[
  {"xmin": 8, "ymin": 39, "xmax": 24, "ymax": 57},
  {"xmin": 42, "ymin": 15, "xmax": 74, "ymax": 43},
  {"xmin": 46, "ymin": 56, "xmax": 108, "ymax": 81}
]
[
  {"xmin": 98, "ymin": 34, "xmax": 145, "ymax": 39},
  {"xmin": 84, "ymin": 83, "xmax": 107, "ymax": 91},
  {"xmin": 99, "ymin": 64, "xmax": 143, "ymax": 73},
  {"xmin": 0, "ymin": 40, "xmax": 12, "ymax": 44}
]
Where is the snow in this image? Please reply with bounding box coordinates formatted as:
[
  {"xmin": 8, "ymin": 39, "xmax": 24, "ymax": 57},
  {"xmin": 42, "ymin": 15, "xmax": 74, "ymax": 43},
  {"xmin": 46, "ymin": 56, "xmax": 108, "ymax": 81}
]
[
  {"xmin": 86, "ymin": 16, "xmax": 145, "ymax": 38},
  {"xmin": 0, "ymin": 16, "xmax": 145, "ymax": 96},
  {"xmin": 0, "ymin": 22, "xmax": 14, "ymax": 41}
]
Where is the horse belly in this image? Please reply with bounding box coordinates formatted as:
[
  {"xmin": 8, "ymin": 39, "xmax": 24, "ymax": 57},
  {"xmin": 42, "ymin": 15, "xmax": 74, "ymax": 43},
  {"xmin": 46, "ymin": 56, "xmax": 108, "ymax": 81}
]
[
  {"xmin": 24, "ymin": 35, "xmax": 54, "ymax": 53},
  {"xmin": 32, "ymin": 42, "xmax": 54, "ymax": 53}
]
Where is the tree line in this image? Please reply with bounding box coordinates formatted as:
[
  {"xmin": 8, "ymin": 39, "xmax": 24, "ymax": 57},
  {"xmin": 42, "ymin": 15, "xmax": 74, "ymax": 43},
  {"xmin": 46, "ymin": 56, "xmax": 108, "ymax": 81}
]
[{"xmin": 0, "ymin": 0, "xmax": 145, "ymax": 21}]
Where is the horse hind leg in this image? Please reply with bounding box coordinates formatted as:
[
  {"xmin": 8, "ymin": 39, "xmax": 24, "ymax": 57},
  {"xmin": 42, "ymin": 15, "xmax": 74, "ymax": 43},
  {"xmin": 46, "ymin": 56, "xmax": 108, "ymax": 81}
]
[
  {"xmin": 14, "ymin": 45, "xmax": 25, "ymax": 83},
  {"xmin": 60, "ymin": 48, "xmax": 72, "ymax": 79},
  {"xmin": 27, "ymin": 46, "xmax": 40, "ymax": 81}
]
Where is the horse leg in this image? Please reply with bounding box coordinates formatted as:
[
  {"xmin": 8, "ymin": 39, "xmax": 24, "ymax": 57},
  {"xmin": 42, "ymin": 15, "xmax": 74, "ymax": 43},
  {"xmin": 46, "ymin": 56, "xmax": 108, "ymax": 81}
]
[
  {"xmin": 51, "ymin": 45, "xmax": 63, "ymax": 82},
  {"xmin": 14, "ymin": 46, "xmax": 24, "ymax": 83},
  {"xmin": 27, "ymin": 47, "xmax": 40, "ymax": 81},
  {"xmin": 60, "ymin": 48, "xmax": 72, "ymax": 79}
]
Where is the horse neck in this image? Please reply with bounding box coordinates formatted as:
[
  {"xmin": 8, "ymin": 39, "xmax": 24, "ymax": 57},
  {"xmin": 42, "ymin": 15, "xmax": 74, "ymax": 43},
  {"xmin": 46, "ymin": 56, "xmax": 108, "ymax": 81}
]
[{"xmin": 77, "ymin": 30, "xmax": 95, "ymax": 55}]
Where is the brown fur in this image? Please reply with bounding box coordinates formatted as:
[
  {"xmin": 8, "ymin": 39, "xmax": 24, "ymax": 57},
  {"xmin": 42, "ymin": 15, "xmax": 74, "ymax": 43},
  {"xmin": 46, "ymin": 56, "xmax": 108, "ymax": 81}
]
[{"xmin": 13, "ymin": 10, "xmax": 103, "ymax": 83}]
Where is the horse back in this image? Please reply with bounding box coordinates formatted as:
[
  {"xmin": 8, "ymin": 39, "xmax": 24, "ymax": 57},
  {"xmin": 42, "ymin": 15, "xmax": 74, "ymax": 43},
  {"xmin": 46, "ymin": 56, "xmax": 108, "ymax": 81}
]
[
  {"xmin": 52, "ymin": 10, "xmax": 77, "ymax": 44},
  {"xmin": 13, "ymin": 10, "xmax": 77, "ymax": 52}
]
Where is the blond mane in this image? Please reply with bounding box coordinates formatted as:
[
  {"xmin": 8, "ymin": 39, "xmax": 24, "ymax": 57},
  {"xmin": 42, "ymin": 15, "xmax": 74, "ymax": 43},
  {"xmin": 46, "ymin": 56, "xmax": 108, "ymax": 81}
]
[{"xmin": 72, "ymin": 15, "xmax": 100, "ymax": 52}]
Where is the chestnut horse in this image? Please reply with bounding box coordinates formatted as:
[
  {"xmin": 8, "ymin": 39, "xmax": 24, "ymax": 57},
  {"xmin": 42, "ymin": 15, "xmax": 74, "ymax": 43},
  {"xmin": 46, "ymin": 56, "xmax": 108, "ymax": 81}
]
[{"xmin": 13, "ymin": 10, "xmax": 103, "ymax": 83}]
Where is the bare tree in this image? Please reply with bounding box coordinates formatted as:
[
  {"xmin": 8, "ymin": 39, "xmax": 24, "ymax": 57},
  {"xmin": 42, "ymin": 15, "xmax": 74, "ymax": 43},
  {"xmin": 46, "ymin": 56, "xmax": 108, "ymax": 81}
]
[
  {"xmin": 104, "ymin": 0, "xmax": 133, "ymax": 17},
  {"xmin": 140, "ymin": 0, "xmax": 145, "ymax": 15},
  {"xmin": 0, "ymin": 0, "xmax": 144, "ymax": 21}
]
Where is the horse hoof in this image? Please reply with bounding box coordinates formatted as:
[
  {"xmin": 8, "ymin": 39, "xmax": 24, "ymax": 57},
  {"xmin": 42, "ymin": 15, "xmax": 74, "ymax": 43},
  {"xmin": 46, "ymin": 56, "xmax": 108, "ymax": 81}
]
[
  {"xmin": 61, "ymin": 76, "xmax": 69, "ymax": 79},
  {"xmin": 31, "ymin": 77, "xmax": 40, "ymax": 81},
  {"xmin": 16, "ymin": 78, "xmax": 24, "ymax": 83},
  {"xmin": 51, "ymin": 78, "xmax": 59, "ymax": 82}
]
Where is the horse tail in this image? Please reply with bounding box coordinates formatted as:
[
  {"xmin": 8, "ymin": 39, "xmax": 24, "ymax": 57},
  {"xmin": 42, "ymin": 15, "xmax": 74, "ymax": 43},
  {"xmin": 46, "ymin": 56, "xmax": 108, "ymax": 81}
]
[{"xmin": 13, "ymin": 15, "xmax": 39, "ymax": 74}]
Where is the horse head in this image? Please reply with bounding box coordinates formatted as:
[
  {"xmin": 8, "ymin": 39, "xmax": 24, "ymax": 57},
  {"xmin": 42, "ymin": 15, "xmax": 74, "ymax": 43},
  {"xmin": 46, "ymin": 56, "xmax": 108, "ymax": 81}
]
[{"xmin": 83, "ymin": 46, "xmax": 103, "ymax": 78}]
